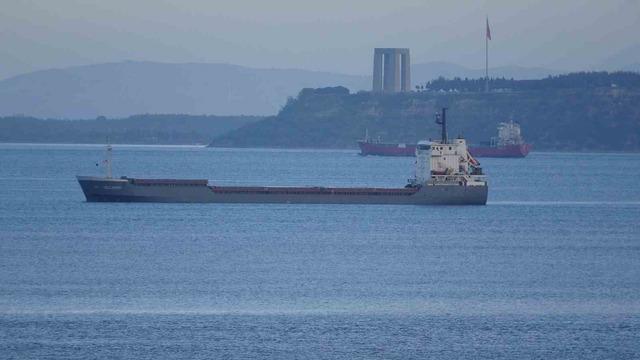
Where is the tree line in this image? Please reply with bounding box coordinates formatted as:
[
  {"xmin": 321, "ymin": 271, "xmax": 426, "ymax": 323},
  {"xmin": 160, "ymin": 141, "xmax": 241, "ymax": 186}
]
[{"xmin": 420, "ymin": 71, "xmax": 640, "ymax": 92}]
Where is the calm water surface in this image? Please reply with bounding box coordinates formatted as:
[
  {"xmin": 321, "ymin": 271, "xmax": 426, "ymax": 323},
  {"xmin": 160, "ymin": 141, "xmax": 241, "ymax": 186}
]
[{"xmin": 0, "ymin": 144, "xmax": 639, "ymax": 359}]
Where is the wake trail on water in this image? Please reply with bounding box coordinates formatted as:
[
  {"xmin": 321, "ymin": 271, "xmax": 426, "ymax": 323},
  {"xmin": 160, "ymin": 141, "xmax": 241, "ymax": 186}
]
[{"xmin": 489, "ymin": 201, "xmax": 640, "ymax": 206}]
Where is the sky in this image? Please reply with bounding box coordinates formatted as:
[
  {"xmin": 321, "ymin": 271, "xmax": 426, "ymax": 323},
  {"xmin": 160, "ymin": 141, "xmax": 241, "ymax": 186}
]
[{"xmin": 1, "ymin": 0, "xmax": 639, "ymax": 79}]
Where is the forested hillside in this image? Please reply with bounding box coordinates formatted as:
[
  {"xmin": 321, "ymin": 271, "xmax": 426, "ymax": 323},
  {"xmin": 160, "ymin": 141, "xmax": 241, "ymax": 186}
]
[{"xmin": 210, "ymin": 72, "xmax": 640, "ymax": 151}]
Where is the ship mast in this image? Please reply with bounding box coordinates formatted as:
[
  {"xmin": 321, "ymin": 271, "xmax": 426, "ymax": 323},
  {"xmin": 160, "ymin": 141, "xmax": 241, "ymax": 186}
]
[
  {"xmin": 435, "ymin": 107, "xmax": 448, "ymax": 144},
  {"xmin": 105, "ymin": 138, "xmax": 112, "ymax": 179}
]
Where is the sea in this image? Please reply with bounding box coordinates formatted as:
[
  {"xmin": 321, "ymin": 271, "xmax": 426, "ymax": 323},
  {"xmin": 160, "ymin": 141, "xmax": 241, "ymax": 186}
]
[{"xmin": 0, "ymin": 143, "xmax": 639, "ymax": 359}]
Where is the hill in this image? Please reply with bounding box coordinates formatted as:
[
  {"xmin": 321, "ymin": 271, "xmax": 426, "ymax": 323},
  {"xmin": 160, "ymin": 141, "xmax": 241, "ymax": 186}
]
[
  {"xmin": 0, "ymin": 61, "xmax": 369, "ymax": 118},
  {"xmin": 0, "ymin": 61, "xmax": 570, "ymax": 119},
  {"xmin": 209, "ymin": 72, "xmax": 640, "ymax": 152},
  {"xmin": 0, "ymin": 114, "xmax": 261, "ymax": 144}
]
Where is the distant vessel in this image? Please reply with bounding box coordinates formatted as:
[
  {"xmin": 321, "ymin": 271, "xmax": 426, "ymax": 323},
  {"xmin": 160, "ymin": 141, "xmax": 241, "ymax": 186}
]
[
  {"xmin": 358, "ymin": 141, "xmax": 416, "ymax": 157},
  {"xmin": 357, "ymin": 130, "xmax": 416, "ymax": 157},
  {"xmin": 358, "ymin": 120, "xmax": 531, "ymax": 158},
  {"xmin": 77, "ymin": 109, "xmax": 488, "ymax": 205},
  {"xmin": 468, "ymin": 120, "xmax": 532, "ymax": 158}
]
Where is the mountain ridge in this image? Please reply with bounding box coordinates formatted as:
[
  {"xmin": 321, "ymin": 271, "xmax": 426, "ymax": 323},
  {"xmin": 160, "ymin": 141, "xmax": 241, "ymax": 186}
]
[
  {"xmin": 3, "ymin": 60, "xmax": 634, "ymax": 119},
  {"xmin": 0, "ymin": 61, "xmax": 369, "ymax": 118}
]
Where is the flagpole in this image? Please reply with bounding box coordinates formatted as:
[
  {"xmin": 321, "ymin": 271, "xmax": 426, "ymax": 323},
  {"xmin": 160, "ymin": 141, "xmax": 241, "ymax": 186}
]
[{"xmin": 485, "ymin": 17, "xmax": 489, "ymax": 93}]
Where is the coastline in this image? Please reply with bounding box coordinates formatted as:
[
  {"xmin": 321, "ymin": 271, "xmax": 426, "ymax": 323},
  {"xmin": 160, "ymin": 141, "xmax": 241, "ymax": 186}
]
[{"xmin": 2, "ymin": 142, "xmax": 640, "ymax": 155}]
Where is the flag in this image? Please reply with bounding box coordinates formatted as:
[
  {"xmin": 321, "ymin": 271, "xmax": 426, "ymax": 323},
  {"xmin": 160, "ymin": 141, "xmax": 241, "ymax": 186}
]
[{"xmin": 486, "ymin": 18, "xmax": 491, "ymax": 40}]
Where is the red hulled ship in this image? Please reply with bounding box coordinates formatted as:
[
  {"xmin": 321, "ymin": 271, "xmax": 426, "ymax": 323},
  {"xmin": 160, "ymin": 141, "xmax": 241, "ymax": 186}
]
[
  {"xmin": 468, "ymin": 120, "xmax": 531, "ymax": 158},
  {"xmin": 357, "ymin": 140, "xmax": 416, "ymax": 156},
  {"xmin": 358, "ymin": 120, "xmax": 531, "ymax": 158}
]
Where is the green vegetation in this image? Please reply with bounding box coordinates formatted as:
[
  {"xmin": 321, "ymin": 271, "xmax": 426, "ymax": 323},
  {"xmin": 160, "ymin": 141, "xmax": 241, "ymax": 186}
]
[
  {"xmin": 0, "ymin": 114, "xmax": 261, "ymax": 144},
  {"xmin": 421, "ymin": 71, "xmax": 640, "ymax": 92},
  {"xmin": 210, "ymin": 73, "xmax": 640, "ymax": 152}
]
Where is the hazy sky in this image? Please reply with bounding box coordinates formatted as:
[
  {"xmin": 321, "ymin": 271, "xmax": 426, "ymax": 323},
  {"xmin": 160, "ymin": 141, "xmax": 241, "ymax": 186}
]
[{"xmin": 1, "ymin": 0, "xmax": 639, "ymax": 79}]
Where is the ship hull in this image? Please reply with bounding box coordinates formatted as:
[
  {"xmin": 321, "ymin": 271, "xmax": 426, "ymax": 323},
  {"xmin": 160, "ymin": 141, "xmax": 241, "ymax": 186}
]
[
  {"xmin": 468, "ymin": 144, "xmax": 532, "ymax": 158},
  {"xmin": 77, "ymin": 176, "xmax": 487, "ymax": 205},
  {"xmin": 358, "ymin": 141, "xmax": 416, "ymax": 157},
  {"xmin": 358, "ymin": 141, "xmax": 531, "ymax": 158}
]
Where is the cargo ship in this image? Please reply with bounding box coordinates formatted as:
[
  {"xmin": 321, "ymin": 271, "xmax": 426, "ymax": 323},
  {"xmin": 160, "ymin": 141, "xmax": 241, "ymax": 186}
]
[
  {"xmin": 357, "ymin": 131, "xmax": 416, "ymax": 157},
  {"xmin": 358, "ymin": 120, "xmax": 531, "ymax": 158},
  {"xmin": 78, "ymin": 109, "xmax": 487, "ymax": 205},
  {"xmin": 468, "ymin": 120, "xmax": 532, "ymax": 158}
]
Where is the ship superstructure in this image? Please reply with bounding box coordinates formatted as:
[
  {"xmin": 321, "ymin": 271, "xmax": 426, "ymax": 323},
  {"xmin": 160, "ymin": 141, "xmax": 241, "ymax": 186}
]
[
  {"xmin": 497, "ymin": 120, "xmax": 524, "ymax": 146},
  {"xmin": 77, "ymin": 108, "xmax": 487, "ymax": 205},
  {"xmin": 408, "ymin": 108, "xmax": 484, "ymax": 188}
]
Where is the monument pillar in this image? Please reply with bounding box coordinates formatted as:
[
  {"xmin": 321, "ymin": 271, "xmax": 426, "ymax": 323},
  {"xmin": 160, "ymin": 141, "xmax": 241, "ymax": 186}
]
[
  {"xmin": 372, "ymin": 48, "xmax": 411, "ymax": 93},
  {"xmin": 372, "ymin": 50, "xmax": 383, "ymax": 92},
  {"xmin": 401, "ymin": 52, "xmax": 411, "ymax": 92},
  {"xmin": 391, "ymin": 50, "xmax": 401, "ymax": 92}
]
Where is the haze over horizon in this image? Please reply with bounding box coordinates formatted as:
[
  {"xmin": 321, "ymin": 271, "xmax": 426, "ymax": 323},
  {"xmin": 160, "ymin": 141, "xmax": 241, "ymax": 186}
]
[{"xmin": 1, "ymin": 0, "xmax": 639, "ymax": 80}]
